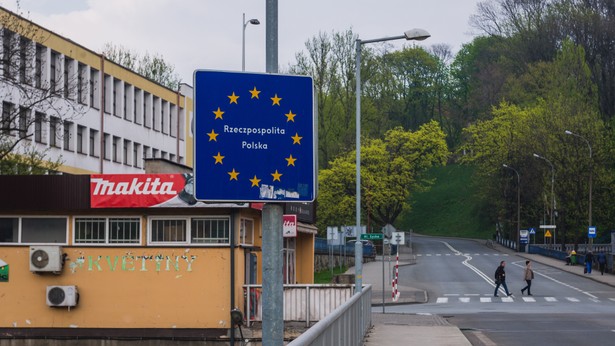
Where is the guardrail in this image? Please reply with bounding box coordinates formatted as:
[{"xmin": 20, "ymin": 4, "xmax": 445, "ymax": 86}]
[
  {"xmin": 287, "ymin": 285, "xmax": 372, "ymax": 346},
  {"xmin": 314, "ymin": 237, "xmax": 376, "ymax": 258}
]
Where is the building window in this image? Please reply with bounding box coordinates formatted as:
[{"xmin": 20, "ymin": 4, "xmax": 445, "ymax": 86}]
[
  {"xmin": 77, "ymin": 125, "xmax": 85, "ymax": 154},
  {"xmin": 123, "ymin": 139, "xmax": 130, "ymax": 165},
  {"xmin": 18, "ymin": 106, "xmax": 28, "ymax": 139},
  {"xmin": 89, "ymin": 129, "xmax": 99, "ymax": 157},
  {"xmin": 77, "ymin": 63, "xmax": 85, "ymax": 104},
  {"xmin": 149, "ymin": 217, "xmax": 230, "ymax": 245},
  {"xmin": 151, "ymin": 219, "xmax": 186, "ymax": 243},
  {"xmin": 49, "ymin": 116, "xmax": 60, "ymax": 147},
  {"xmin": 1, "ymin": 101, "xmax": 13, "ymax": 135},
  {"xmin": 2, "ymin": 29, "xmax": 15, "ymax": 80},
  {"xmin": 113, "ymin": 78, "xmax": 121, "ymax": 117},
  {"xmin": 133, "ymin": 142, "xmax": 140, "ymax": 168},
  {"xmin": 283, "ymin": 238, "xmax": 296, "ymax": 284},
  {"xmin": 35, "ymin": 44, "xmax": 43, "ymax": 88},
  {"xmin": 34, "ymin": 112, "xmax": 45, "ymax": 143},
  {"xmin": 240, "ymin": 218, "xmax": 254, "ymax": 245},
  {"xmin": 63, "ymin": 57, "xmax": 72, "ymax": 98},
  {"xmin": 0, "ymin": 217, "xmax": 19, "ymax": 243},
  {"xmin": 142, "ymin": 145, "xmax": 149, "ymax": 167},
  {"xmin": 112, "ymin": 136, "xmax": 120, "ymax": 162},
  {"xmin": 152, "ymin": 148, "xmax": 158, "ymax": 158},
  {"xmin": 103, "ymin": 133, "xmax": 110, "ymax": 160},
  {"xmin": 50, "ymin": 50, "xmax": 59, "ymax": 94},
  {"xmin": 90, "ymin": 68, "xmax": 99, "ymax": 109},
  {"xmin": 103, "ymin": 74, "xmax": 111, "ymax": 113},
  {"xmin": 21, "ymin": 217, "xmax": 67, "ymax": 244},
  {"xmin": 19, "ymin": 36, "xmax": 28, "ymax": 84},
  {"xmin": 74, "ymin": 217, "xmax": 140, "ymax": 245},
  {"xmin": 63, "ymin": 121, "xmax": 73, "ymax": 151},
  {"xmin": 133, "ymin": 88, "xmax": 139, "ymax": 123}
]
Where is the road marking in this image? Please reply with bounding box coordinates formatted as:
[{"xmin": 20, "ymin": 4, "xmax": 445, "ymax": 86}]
[
  {"xmin": 522, "ymin": 297, "xmax": 536, "ymax": 302},
  {"xmin": 566, "ymin": 297, "xmax": 580, "ymax": 302},
  {"xmin": 590, "ymin": 298, "xmax": 600, "ymax": 303},
  {"xmin": 465, "ymin": 294, "xmax": 480, "ymax": 296},
  {"xmin": 445, "ymin": 254, "xmax": 451, "ymax": 256},
  {"xmin": 436, "ymin": 254, "xmax": 441, "ymax": 256},
  {"xmin": 502, "ymin": 297, "xmax": 514, "ymax": 302},
  {"xmin": 545, "ymin": 297, "xmax": 557, "ymax": 302},
  {"xmin": 426, "ymin": 254, "xmax": 432, "ymax": 257},
  {"xmin": 444, "ymin": 294, "xmax": 460, "ymax": 296},
  {"xmin": 511, "ymin": 261, "xmax": 599, "ymax": 299},
  {"xmin": 480, "ymin": 297, "xmax": 492, "ymax": 303},
  {"xmin": 436, "ymin": 297, "xmax": 448, "ymax": 303},
  {"xmin": 459, "ymin": 297, "xmax": 471, "ymax": 303},
  {"xmin": 610, "ymin": 298, "xmax": 615, "ymax": 302}
]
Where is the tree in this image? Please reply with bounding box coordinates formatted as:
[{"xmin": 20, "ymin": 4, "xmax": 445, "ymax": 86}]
[
  {"xmin": 102, "ymin": 43, "xmax": 181, "ymax": 90},
  {"xmin": 316, "ymin": 121, "xmax": 449, "ymax": 233},
  {"xmin": 0, "ymin": 4, "xmax": 79, "ymax": 171}
]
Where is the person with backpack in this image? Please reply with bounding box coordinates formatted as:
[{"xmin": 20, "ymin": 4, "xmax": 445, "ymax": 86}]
[{"xmin": 494, "ymin": 260, "xmax": 513, "ymax": 297}]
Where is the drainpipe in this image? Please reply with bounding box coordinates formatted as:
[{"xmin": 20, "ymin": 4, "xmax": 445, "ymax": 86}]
[
  {"xmin": 176, "ymin": 89, "xmax": 181, "ymax": 164},
  {"xmin": 99, "ymin": 55, "xmax": 105, "ymax": 173}
]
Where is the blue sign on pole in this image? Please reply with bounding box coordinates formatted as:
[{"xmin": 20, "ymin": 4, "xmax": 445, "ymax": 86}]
[
  {"xmin": 193, "ymin": 70, "xmax": 316, "ymax": 202},
  {"xmin": 529, "ymin": 227, "xmax": 536, "ymax": 235},
  {"xmin": 588, "ymin": 226, "xmax": 597, "ymax": 238}
]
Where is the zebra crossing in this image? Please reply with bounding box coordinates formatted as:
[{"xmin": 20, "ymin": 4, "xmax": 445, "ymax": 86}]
[
  {"xmin": 416, "ymin": 253, "xmax": 510, "ymax": 257},
  {"xmin": 434, "ymin": 295, "xmax": 615, "ymax": 304}
]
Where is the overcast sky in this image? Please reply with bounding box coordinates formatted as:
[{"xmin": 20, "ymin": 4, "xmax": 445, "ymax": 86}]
[{"xmin": 0, "ymin": 0, "xmax": 483, "ymax": 85}]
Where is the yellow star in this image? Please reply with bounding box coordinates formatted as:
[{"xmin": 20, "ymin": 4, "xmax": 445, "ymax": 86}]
[
  {"xmin": 271, "ymin": 170, "xmax": 282, "ymax": 182},
  {"xmin": 207, "ymin": 129, "xmax": 219, "ymax": 141},
  {"xmin": 249, "ymin": 87, "xmax": 261, "ymax": 99},
  {"xmin": 285, "ymin": 154, "xmax": 297, "ymax": 166},
  {"xmin": 213, "ymin": 107, "xmax": 224, "ymax": 119},
  {"xmin": 228, "ymin": 168, "xmax": 240, "ymax": 181},
  {"xmin": 271, "ymin": 94, "xmax": 282, "ymax": 106},
  {"xmin": 249, "ymin": 175, "xmax": 261, "ymax": 187},
  {"xmin": 228, "ymin": 92, "xmax": 239, "ymax": 104},
  {"xmin": 213, "ymin": 152, "xmax": 225, "ymax": 164},
  {"xmin": 291, "ymin": 132, "xmax": 303, "ymax": 145},
  {"xmin": 285, "ymin": 110, "xmax": 297, "ymax": 122}
]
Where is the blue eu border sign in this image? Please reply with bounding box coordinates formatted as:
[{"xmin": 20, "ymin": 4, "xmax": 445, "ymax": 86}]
[{"xmin": 193, "ymin": 70, "xmax": 316, "ymax": 202}]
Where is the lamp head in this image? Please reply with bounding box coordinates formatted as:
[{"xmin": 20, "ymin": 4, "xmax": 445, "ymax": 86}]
[
  {"xmin": 249, "ymin": 19, "xmax": 260, "ymax": 25},
  {"xmin": 230, "ymin": 308, "xmax": 244, "ymax": 327},
  {"xmin": 503, "ymin": 164, "xmax": 509, "ymax": 168},
  {"xmin": 565, "ymin": 130, "xmax": 573, "ymax": 135},
  {"xmin": 533, "ymin": 153, "xmax": 540, "ymax": 158},
  {"xmin": 404, "ymin": 28, "xmax": 431, "ymax": 41}
]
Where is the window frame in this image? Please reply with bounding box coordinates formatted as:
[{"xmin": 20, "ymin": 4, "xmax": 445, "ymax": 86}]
[
  {"xmin": 0, "ymin": 215, "xmax": 69, "ymax": 245},
  {"xmin": 147, "ymin": 216, "xmax": 231, "ymax": 246},
  {"xmin": 73, "ymin": 216, "xmax": 141, "ymax": 246},
  {"xmin": 239, "ymin": 218, "xmax": 255, "ymax": 246}
]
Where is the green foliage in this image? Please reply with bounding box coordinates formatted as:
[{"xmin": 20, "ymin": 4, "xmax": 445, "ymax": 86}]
[
  {"xmin": 0, "ymin": 141, "xmax": 62, "ymax": 174},
  {"xmin": 316, "ymin": 121, "xmax": 449, "ymax": 233},
  {"xmin": 398, "ymin": 164, "xmax": 492, "ymax": 238},
  {"xmin": 314, "ymin": 265, "xmax": 348, "ymax": 284}
]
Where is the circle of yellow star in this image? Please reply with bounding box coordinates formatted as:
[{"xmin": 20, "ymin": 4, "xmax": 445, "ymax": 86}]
[
  {"xmin": 213, "ymin": 107, "xmax": 224, "ymax": 119},
  {"xmin": 291, "ymin": 133, "xmax": 303, "ymax": 145},
  {"xmin": 285, "ymin": 110, "xmax": 297, "ymax": 122},
  {"xmin": 228, "ymin": 168, "xmax": 240, "ymax": 181},
  {"xmin": 228, "ymin": 92, "xmax": 239, "ymax": 104},
  {"xmin": 285, "ymin": 154, "xmax": 297, "ymax": 166},
  {"xmin": 271, "ymin": 94, "xmax": 282, "ymax": 106},
  {"xmin": 249, "ymin": 87, "xmax": 261, "ymax": 99},
  {"xmin": 207, "ymin": 129, "xmax": 219, "ymax": 141},
  {"xmin": 271, "ymin": 170, "xmax": 282, "ymax": 182},
  {"xmin": 249, "ymin": 175, "xmax": 261, "ymax": 187},
  {"xmin": 213, "ymin": 152, "xmax": 225, "ymax": 164}
]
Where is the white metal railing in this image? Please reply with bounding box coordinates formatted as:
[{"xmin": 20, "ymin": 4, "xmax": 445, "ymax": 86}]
[
  {"xmin": 243, "ymin": 284, "xmax": 354, "ymax": 327},
  {"xmin": 287, "ymin": 285, "xmax": 372, "ymax": 346}
]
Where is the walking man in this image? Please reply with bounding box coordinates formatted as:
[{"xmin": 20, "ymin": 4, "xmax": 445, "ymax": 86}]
[
  {"xmin": 597, "ymin": 252, "xmax": 607, "ymax": 275},
  {"xmin": 494, "ymin": 260, "xmax": 512, "ymax": 297},
  {"xmin": 521, "ymin": 260, "xmax": 534, "ymax": 296},
  {"xmin": 585, "ymin": 251, "xmax": 594, "ymax": 274}
]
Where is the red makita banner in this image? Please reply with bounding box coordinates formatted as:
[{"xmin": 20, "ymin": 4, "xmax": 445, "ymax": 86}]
[{"xmin": 91, "ymin": 174, "xmax": 191, "ymax": 208}]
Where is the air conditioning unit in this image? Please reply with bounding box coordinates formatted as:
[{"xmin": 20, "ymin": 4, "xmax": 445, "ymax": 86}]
[
  {"xmin": 46, "ymin": 285, "xmax": 79, "ymax": 307},
  {"xmin": 30, "ymin": 246, "xmax": 63, "ymax": 273}
]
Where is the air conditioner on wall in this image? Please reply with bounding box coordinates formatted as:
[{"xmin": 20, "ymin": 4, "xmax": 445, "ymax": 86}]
[
  {"xmin": 46, "ymin": 285, "xmax": 79, "ymax": 307},
  {"xmin": 29, "ymin": 246, "xmax": 63, "ymax": 273}
]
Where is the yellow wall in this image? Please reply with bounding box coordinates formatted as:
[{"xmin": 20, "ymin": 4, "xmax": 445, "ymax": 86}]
[
  {"xmin": 296, "ymin": 233, "xmax": 315, "ymax": 284},
  {"xmin": 0, "ymin": 246, "xmax": 232, "ymax": 328}
]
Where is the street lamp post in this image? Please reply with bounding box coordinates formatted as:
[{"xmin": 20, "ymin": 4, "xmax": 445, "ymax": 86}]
[
  {"xmin": 242, "ymin": 13, "xmax": 260, "ymax": 71},
  {"xmin": 565, "ymin": 130, "xmax": 593, "ymax": 250},
  {"xmin": 503, "ymin": 164, "xmax": 520, "ymax": 251},
  {"xmin": 533, "ymin": 153, "xmax": 556, "ymax": 244},
  {"xmin": 354, "ymin": 28, "xmax": 430, "ymax": 293}
]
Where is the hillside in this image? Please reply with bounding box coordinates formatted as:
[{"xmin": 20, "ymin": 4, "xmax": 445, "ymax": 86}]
[{"xmin": 398, "ymin": 164, "xmax": 493, "ymax": 239}]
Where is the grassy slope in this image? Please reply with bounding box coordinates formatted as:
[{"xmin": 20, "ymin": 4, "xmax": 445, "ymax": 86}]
[{"xmin": 397, "ymin": 164, "xmax": 493, "ymax": 239}]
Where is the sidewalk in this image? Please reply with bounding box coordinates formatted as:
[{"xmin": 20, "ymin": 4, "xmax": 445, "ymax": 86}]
[{"xmin": 354, "ymin": 239, "xmax": 615, "ymax": 346}]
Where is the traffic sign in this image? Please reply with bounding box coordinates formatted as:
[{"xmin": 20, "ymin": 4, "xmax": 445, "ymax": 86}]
[
  {"xmin": 539, "ymin": 225, "xmax": 557, "ymax": 228},
  {"xmin": 391, "ymin": 232, "xmax": 405, "ymax": 245},
  {"xmin": 545, "ymin": 230, "xmax": 552, "ymax": 237},
  {"xmin": 529, "ymin": 227, "xmax": 536, "ymax": 235},
  {"xmin": 519, "ymin": 229, "xmax": 529, "ymax": 244},
  {"xmin": 588, "ymin": 226, "xmax": 597, "ymax": 238},
  {"xmin": 360, "ymin": 233, "xmax": 384, "ymax": 240},
  {"xmin": 193, "ymin": 70, "xmax": 316, "ymax": 202}
]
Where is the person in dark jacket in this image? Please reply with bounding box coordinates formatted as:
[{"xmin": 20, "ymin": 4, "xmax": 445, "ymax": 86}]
[
  {"xmin": 597, "ymin": 252, "xmax": 607, "ymax": 275},
  {"xmin": 585, "ymin": 251, "xmax": 594, "ymax": 274},
  {"xmin": 494, "ymin": 260, "xmax": 512, "ymax": 297}
]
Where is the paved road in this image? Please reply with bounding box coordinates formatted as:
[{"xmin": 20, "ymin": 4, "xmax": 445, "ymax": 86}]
[{"xmin": 384, "ymin": 235, "xmax": 615, "ymax": 345}]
